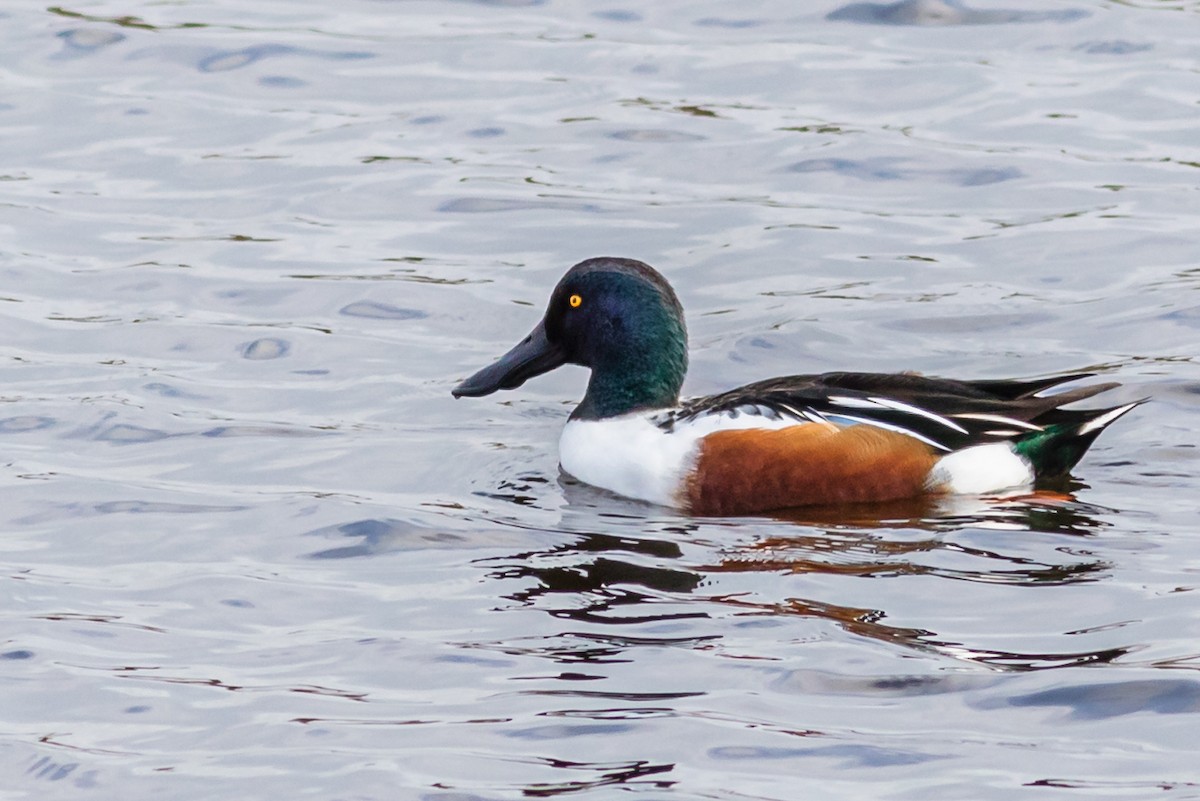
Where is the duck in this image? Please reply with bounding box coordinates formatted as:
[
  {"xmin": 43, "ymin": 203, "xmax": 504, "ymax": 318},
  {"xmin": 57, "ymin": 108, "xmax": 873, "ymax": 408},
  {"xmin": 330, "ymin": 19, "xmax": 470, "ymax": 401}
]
[{"xmin": 452, "ymin": 257, "xmax": 1140, "ymax": 516}]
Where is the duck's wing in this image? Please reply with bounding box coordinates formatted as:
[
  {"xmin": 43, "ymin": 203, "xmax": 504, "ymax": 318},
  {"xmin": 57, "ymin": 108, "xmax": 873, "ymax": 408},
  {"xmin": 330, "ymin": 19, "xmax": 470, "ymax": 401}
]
[{"xmin": 659, "ymin": 371, "xmax": 1122, "ymax": 452}]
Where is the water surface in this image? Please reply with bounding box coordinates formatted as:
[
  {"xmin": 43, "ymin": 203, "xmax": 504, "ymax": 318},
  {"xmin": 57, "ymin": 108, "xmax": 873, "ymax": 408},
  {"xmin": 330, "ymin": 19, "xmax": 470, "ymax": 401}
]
[{"xmin": 3, "ymin": 1, "xmax": 1199, "ymax": 798}]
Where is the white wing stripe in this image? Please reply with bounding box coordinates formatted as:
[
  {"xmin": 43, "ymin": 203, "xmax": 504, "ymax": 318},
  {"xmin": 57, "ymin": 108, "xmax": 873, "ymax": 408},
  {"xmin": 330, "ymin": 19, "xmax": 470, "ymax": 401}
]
[
  {"xmin": 829, "ymin": 414, "xmax": 951, "ymax": 451},
  {"xmin": 868, "ymin": 397, "xmax": 970, "ymax": 434},
  {"xmin": 802, "ymin": 410, "xmax": 828, "ymax": 425},
  {"xmin": 952, "ymin": 412, "xmax": 1042, "ymax": 431},
  {"xmin": 1079, "ymin": 402, "xmax": 1140, "ymax": 435},
  {"xmin": 827, "ymin": 394, "xmax": 880, "ymax": 410},
  {"xmin": 775, "ymin": 402, "xmax": 814, "ymax": 422}
]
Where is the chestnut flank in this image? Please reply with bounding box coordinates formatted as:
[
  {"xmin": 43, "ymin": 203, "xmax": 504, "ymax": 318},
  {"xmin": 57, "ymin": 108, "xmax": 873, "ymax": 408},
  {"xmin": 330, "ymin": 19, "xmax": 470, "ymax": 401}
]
[{"xmin": 684, "ymin": 424, "xmax": 939, "ymax": 515}]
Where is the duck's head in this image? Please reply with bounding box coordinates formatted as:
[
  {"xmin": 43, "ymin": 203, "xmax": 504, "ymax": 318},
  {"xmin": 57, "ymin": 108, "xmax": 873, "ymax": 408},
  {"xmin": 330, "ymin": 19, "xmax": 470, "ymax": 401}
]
[{"xmin": 452, "ymin": 257, "xmax": 688, "ymax": 419}]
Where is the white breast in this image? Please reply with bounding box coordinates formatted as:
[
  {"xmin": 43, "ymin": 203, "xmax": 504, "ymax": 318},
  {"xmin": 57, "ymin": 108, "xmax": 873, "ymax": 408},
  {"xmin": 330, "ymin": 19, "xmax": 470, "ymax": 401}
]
[{"xmin": 558, "ymin": 409, "xmax": 797, "ymax": 507}]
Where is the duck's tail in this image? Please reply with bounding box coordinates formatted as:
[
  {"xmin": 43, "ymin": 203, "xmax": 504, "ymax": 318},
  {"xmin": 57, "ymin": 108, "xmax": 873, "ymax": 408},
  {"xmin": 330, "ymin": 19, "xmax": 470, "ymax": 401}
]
[{"xmin": 1013, "ymin": 400, "xmax": 1145, "ymax": 480}]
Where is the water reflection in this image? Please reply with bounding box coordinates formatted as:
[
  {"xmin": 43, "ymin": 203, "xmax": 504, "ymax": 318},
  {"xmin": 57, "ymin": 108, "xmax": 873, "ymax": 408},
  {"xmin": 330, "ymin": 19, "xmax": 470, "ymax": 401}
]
[
  {"xmin": 990, "ymin": 678, "xmax": 1200, "ymax": 719},
  {"xmin": 461, "ymin": 489, "xmax": 1128, "ymax": 671},
  {"xmin": 717, "ymin": 592, "xmax": 1131, "ymax": 670},
  {"xmin": 0, "ymin": 416, "xmax": 56, "ymax": 433},
  {"xmin": 562, "ymin": 472, "xmax": 1113, "ymax": 536},
  {"xmin": 305, "ymin": 518, "xmax": 476, "ymax": 559},
  {"xmin": 196, "ymin": 44, "xmax": 373, "ymax": 73},
  {"xmin": 54, "ymin": 28, "xmax": 125, "ymax": 56},
  {"xmin": 25, "ymin": 755, "xmax": 98, "ymax": 789},
  {"xmin": 827, "ymin": 0, "xmax": 1088, "ymax": 25},
  {"xmin": 514, "ymin": 758, "xmax": 674, "ymax": 798},
  {"xmin": 765, "ymin": 487, "xmax": 1113, "ymax": 537},
  {"xmin": 468, "ymin": 630, "xmax": 716, "ymax": 666},
  {"xmin": 710, "ymin": 742, "xmax": 940, "ymax": 767},
  {"xmin": 483, "ymin": 531, "xmax": 705, "ymax": 626},
  {"xmin": 789, "ymin": 157, "xmax": 1022, "ymax": 187},
  {"xmin": 496, "ymin": 555, "xmax": 704, "ymax": 625},
  {"xmin": 47, "ymin": 7, "xmax": 163, "ymax": 32},
  {"xmin": 240, "ymin": 337, "xmax": 290, "ymax": 360},
  {"xmin": 438, "ymin": 197, "xmax": 606, "ymax": 214}
]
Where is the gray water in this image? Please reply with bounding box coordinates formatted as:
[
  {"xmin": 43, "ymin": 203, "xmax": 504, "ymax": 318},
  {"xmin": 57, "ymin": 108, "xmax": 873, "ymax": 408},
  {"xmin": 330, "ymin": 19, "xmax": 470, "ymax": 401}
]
[{"xmin": 3, "ymin": 1, "xmax": 1199, "ymax": 798}]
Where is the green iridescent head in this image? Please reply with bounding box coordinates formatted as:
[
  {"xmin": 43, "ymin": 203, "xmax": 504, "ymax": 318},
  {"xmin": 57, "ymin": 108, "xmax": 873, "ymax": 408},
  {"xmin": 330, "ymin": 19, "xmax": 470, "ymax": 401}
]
[{"xmin": 453, "ymin": 257, "xmax": 688, "ymax": 419}]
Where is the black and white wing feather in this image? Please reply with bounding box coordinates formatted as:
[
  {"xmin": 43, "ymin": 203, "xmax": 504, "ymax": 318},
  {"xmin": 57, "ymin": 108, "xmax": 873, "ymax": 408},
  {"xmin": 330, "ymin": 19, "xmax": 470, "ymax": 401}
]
[{"xmin": 655, "ymin": 371, "xmax": 1118, "ymax": 451}]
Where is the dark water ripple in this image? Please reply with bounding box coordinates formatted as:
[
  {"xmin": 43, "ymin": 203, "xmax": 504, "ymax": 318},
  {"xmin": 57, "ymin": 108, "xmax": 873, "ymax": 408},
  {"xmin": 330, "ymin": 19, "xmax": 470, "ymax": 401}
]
[{"xmin": 828, "ymin": 0, "xmax": 1090, "ymax": 25}]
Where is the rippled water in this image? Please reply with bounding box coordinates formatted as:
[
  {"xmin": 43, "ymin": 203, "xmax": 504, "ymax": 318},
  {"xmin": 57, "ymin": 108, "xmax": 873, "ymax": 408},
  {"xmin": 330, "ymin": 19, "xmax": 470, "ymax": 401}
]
[{"xmin": 3, "ymin": 1, "xmax": 1199, "ymax": 798}]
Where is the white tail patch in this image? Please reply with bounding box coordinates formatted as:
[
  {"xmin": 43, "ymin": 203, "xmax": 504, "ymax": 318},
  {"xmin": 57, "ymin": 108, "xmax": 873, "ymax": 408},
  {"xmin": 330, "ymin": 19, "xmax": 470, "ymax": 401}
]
[
  {"xmin": 927, "ymin": 442, "xmax": 1033, "ymax": 495},
  {"xmin": 1079, "ymin": 402, "xmax": 1140, "ymax": 436}
]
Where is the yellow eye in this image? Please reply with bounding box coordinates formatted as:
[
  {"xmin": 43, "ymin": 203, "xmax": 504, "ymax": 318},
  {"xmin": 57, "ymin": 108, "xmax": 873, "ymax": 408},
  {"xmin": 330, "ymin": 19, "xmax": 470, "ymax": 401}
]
[{"xmin": 568, "ymin": 294, "xmax": 582, "ymax": 308}]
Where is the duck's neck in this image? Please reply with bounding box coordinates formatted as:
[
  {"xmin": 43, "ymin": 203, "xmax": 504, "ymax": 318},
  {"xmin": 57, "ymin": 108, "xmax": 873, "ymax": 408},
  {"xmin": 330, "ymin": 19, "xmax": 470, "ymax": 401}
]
[{"xmin": 572, "ymin": 332, "xmax": 687, "ymax": 421}]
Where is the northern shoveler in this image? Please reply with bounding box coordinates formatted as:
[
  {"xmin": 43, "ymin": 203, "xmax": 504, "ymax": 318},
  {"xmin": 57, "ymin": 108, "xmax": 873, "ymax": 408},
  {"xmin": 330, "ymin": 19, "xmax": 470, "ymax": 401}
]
[{"xmin": 452, "ymin": 257, "xmax": 1140, "ymax": 515}]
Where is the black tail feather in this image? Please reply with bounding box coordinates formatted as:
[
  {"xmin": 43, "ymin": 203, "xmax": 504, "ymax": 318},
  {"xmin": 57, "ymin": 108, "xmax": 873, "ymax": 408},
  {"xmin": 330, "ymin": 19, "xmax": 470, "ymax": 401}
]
[
  {"xmin": 1015, "ymin": 400, "xmax": 1145, "ymax": 480},
  {"xmin": 962, "ymin": 372, "xmax": 1112, "ymax": 401}
]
